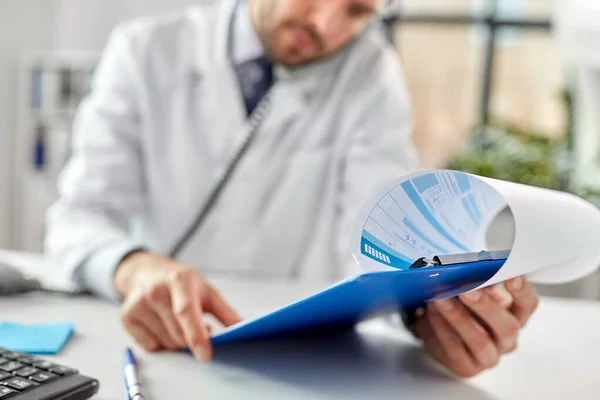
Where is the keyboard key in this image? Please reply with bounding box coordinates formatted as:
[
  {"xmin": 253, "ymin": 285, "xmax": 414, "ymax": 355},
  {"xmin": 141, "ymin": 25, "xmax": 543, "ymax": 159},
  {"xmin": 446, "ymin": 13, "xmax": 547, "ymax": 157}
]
[
  {"xmin": 1, "ymin": 353, "xmax": 20, "ymax": 361},
  {"xmin": 32, "ymin": 361, "xmax": 53, "ymax": 370},
  {"xmin": 0, "ymin": 359, "xmax": 7, "ymax": 366},
  {"xmin": 30, "ymin": 372, "xmax": 58, "ymax": 383},
  {"xmin": 0, "ymin": 373, "xmax": 9, "ymax": 381},
  {"xmin": 49, "ymin": 365, "xmax": 77, "ymax": 376},
  {"xmin": 16, "ymin": 357, "xmax": 36, "ymax": 366},
  {"xmin": 0, "ymin": 387, "xmax": 16, "ymax": 398},
  {"xmin": 15, "ymin": 367, "xmax": 39, "ymax": 378},
  {"xmin": 1, "ymin": 377, "xmax": 36, "ymax": 391},
  {"xmin": 0, "ymin": 362, "xmax": 22, "ymax": 373}
]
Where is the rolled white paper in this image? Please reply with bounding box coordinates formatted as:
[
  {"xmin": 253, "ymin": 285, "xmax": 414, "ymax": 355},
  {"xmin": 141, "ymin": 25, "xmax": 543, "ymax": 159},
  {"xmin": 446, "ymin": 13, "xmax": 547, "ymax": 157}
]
[{"xmin": 350, "ymin": 169, "xmax": 600, "ymax": 290}]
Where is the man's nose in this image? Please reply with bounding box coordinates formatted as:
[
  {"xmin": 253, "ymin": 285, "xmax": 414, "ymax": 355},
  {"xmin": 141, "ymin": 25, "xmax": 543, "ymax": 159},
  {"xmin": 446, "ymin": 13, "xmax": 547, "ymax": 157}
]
[{"xmin": 306, "ymin": 2, "xmax": 343, "ymax": 44}]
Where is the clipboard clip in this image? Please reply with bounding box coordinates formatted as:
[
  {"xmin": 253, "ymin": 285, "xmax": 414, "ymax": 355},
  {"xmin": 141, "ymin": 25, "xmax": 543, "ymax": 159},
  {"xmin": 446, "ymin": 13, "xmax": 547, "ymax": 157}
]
[{"xmin": 409, "ymin": 249, "xmax": 511, "ymax": 269}]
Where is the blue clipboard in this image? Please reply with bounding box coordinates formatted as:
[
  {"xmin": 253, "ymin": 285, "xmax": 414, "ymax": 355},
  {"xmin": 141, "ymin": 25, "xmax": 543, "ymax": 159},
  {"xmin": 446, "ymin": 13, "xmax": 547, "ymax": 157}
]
[{"xmin": 211, "ymin": 252, "xmax": 505, "ymax": 346}]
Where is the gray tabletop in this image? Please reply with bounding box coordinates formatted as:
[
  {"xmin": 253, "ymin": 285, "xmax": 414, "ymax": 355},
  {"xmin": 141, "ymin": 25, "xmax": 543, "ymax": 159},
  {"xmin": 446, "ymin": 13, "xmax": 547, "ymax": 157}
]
[{"xmin": 1, "ymin": 251, "xmax": 599, "ymax": 400}]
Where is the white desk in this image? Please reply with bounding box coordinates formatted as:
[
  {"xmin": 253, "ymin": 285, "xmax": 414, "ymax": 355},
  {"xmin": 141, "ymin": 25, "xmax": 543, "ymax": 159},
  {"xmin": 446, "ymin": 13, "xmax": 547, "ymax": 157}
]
[{"xmin": 1, "ymin": 250, "xmax": 599, "ymax": 400}]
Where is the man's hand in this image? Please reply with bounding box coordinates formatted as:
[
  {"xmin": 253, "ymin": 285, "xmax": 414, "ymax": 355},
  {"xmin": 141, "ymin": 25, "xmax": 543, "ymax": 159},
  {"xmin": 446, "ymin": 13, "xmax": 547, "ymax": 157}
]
[
  {"xmin": 414, "ymin": 276, "xmax": 539, "ymax": 378},
  {"xmin": 113, "ymin": 251, "xmax": 242, "ymax": 361}
]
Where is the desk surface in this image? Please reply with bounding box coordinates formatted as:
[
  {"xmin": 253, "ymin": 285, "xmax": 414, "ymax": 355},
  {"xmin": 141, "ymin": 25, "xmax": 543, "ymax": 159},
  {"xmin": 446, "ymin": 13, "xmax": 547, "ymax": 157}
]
[{"xmin": 1, "ymin": 250, "xmax": 599, "ymax": 400}]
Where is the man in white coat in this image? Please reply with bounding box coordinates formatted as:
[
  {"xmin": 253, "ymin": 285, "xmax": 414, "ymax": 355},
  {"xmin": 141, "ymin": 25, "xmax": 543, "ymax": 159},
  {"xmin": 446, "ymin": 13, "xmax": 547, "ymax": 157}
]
[{"xmin": 45, "ymin": 0, "xmax": 539, "ymax": 378}]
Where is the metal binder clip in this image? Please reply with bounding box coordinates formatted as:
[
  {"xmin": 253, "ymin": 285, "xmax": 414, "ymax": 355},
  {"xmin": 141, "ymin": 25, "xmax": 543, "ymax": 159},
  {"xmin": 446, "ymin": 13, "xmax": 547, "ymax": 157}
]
[
  {"xmin": 410, "ymin": 250, "xmax": 511, "ymax": 269},
  {"xmin": 408, "ymin": 257, "xmax": 436, "ymax": 269},
  {"xmin": 433, "ymin": 252, "xmax": 481, "ymax": 266}
]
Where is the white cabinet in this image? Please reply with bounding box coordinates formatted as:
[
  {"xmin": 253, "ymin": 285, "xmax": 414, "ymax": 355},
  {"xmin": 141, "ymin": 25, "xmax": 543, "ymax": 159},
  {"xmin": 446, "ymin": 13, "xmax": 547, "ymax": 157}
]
[
  {"xmin": 0, "ymin": 0, "xmax": 57, "ymax": 249},
  {"xmin": 6, "ymin": 0, "xmax": 219, "ymax": 251}
]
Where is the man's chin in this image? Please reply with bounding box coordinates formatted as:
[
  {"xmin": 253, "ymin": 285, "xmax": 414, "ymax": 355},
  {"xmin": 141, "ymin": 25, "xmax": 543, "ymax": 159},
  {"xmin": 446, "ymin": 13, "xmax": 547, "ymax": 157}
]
[
  {"xmin": 273, "ymin": 52, "xmax": 327, "ymax": 68},
  {"xmin": 269, "ymin": 55, "xmax": 308, "ymax": 68}
]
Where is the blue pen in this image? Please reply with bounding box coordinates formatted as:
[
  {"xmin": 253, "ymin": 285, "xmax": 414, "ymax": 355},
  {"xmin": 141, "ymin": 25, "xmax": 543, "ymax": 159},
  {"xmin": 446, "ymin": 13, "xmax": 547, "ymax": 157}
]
[{"xmin": 123, "ymin": 348, "xmax": 145, "ymax": 400}]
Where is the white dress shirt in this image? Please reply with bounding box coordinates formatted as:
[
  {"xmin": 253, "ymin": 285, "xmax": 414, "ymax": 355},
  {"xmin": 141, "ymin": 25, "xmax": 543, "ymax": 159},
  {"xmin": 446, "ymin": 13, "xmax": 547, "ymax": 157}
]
[{"xmin": 232, "ymin": 0, "xmax": 263, "ymax": 65}]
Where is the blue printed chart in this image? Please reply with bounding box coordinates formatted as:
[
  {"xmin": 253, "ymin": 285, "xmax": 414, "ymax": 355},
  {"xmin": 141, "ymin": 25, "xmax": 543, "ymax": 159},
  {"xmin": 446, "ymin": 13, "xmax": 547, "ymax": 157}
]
[
  {"xmin": 352, "ymin": 170, "xmax": 508, "ymax": 271},
  {"xmin": 351, "ymin": 169, "xmax": 600, "ymax": 288}
]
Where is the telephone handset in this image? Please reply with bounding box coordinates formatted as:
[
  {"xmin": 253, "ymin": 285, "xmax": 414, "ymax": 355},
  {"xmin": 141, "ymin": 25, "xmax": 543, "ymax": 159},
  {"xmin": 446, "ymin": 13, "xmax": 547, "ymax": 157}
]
[{"xmin": 168, "ymin": 91, "xmax": 274, "ymax": 258}]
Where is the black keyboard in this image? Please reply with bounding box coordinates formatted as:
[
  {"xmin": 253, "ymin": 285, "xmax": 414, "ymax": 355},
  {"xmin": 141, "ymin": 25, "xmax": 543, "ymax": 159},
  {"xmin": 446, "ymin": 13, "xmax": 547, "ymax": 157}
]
[{"xmin": 0, "ymin": 348, "xmax": 98, "ymax": 399}]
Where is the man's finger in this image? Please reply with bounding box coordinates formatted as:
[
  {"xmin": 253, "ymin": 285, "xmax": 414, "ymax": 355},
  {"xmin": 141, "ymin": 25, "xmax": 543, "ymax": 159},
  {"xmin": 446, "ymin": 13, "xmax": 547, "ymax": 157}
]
[
  {"xmin": 426, "ymin": 303, "xmax": 481, "ymax": 378},
  {"xmin": 121, "ymin": 291, "xmax": 165, "ymax": 351},
  {"xmin": 434, "ymin": 297, "xmax": 499, "ymax": 369},
  {"xmin": 131, "ymin": 304, "xmax": 178, "ymax": 350},
  {"xmin": 170, "ymin": 272, "xmax": 211, "ymax": 361},
  {"xmin": 485, "ymin": 284, "xmax": 513, "ymax": 309},
  {"xmin": 204, "ymin": 284, "xmax": 242, "ymax": 327},
  {"xmin": 459, "ymin": 290, "xmax": 520, "ymax": 354},
  {"xmin": 144, "ymin": 284, "xmax": 187, "ymax": 348},
  {"xmin": 415, "ymin": 314, "xmax": 447, "ymax": 366},
  {"xmin": 505, "ymin": 277, "xmax": 539, "ymax": 326},
  {"xmin": 123, "ymin": 319, "xmax": 160, "ymax": 352}
]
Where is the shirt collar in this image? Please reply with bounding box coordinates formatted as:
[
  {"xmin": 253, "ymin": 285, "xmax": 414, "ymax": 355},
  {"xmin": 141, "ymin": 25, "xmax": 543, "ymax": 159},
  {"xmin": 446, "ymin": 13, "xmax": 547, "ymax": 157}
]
[{"xmin": 232, "ymin": 0, "xmax": 264, "ymax": 65}]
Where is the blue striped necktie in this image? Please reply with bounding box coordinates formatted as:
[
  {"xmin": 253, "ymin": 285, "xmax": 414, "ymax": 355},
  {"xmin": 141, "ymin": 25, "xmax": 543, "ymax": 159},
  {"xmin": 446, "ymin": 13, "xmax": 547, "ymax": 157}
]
[{"xmin": 235, "ymin": 56, "xmax": 273, "ymax": 116}]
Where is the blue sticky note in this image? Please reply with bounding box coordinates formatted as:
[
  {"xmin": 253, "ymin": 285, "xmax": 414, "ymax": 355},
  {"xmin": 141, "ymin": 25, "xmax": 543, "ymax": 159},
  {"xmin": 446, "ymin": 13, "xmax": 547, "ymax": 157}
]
[{"xmin": 0, "ymin": 321, "xmax": 74, "ymax": 355}]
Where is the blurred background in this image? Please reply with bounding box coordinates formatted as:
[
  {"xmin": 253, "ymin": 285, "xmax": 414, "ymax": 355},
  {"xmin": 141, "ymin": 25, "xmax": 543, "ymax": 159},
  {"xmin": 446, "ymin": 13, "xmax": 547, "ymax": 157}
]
[{"xmin": 0, "ymin": 0, "xmax": 599, "ymax": 298}]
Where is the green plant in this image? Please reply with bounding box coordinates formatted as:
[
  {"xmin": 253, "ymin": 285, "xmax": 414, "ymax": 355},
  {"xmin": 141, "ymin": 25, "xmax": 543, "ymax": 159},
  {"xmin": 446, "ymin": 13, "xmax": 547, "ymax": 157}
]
[
  {"xmin": 449, "ymin": 86, "xmax": 600, "ymax": 208},
  {"xmin": 448, "ymin": 121, "xmax": 600, "ymax": 208},
  {"xmin": 449, "ymin": 122, "xmax": 564, "ymax": 188}
]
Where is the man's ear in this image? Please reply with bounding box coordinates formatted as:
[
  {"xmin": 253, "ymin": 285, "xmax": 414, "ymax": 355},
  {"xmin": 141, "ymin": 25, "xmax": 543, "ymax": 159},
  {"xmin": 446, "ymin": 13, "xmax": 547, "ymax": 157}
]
[
  {"xmin": 382, "ymin": 0, "xmax": 401, "ymax": 14},
  {"xmin": 372, "ymin": 0, "xmax": 400, "ymax": 28}
]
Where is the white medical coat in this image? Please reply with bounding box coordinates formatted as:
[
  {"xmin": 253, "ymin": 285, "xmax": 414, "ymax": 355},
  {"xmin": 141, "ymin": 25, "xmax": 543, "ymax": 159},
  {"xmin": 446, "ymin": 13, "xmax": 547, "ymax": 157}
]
[{"xmin": 45, "ymin": 0, "xmax": 419, "ymax": 300}]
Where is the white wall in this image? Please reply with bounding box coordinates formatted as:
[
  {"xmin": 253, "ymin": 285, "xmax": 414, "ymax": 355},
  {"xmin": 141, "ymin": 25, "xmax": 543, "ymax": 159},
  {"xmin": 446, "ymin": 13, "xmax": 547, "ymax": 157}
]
[
  {"xmin": 53, "ymin": 0, "xmax": 123, "ymax": 51},
  {"xmin": 53, "ymin": 0, "xmax": 218, "ymax": 51}
]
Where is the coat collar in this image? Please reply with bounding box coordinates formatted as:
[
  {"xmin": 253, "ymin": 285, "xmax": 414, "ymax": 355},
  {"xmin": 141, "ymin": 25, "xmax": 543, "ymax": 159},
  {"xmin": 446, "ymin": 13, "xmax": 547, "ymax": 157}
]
[{"xmin": 190, "ymin": 0, "xmax": 354, "ymax": 119}]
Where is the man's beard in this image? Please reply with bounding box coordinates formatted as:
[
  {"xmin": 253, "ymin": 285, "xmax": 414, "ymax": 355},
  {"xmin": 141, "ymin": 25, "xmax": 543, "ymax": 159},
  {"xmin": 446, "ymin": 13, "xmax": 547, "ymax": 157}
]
[{"xmin": 254, "ymin": 0, "xmax": 325, "ymax": 67}]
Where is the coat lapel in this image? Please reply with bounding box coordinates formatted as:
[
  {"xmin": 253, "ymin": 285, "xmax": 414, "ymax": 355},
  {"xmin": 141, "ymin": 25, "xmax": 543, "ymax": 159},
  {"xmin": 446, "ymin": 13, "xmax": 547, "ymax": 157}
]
[
  {"xmin": 188, "ymin": 0, "xmax": 250, "ymax": 160},
  {"xmin": 265, "ymin": 51, "xmax": 349, "ymax": 135}
]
